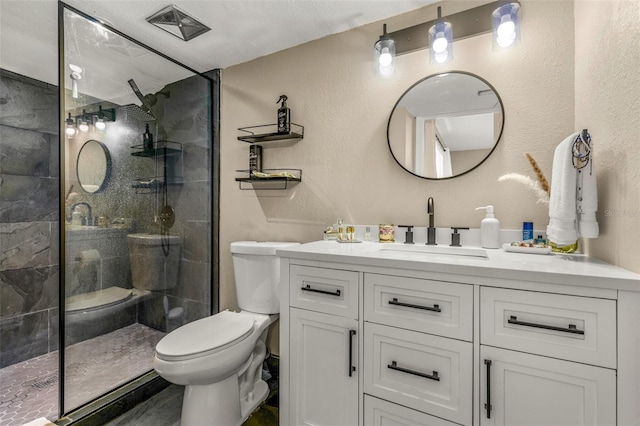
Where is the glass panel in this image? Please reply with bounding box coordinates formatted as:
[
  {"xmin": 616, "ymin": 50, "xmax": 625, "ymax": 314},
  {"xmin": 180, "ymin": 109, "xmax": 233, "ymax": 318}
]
[{"xmin": 62, "ymin": 7, "xmax": 212, "ymax": 413}]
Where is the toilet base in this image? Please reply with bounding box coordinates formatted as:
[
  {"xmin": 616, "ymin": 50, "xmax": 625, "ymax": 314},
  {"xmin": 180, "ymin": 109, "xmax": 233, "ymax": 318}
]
[{"xmin": 180, "ymin": 375, "xmax": 270, "ymax": 426}]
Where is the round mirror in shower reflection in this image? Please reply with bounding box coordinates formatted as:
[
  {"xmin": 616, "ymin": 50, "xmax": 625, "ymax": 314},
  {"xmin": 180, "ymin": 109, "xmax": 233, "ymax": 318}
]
[{"xmin": 77, "ymin": 139, "xmax": 112, "ymax": 193}]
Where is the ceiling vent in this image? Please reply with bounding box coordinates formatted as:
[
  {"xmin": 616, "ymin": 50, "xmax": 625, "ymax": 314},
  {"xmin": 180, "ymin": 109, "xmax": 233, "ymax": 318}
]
[{"xmin": 146, "ymin": 5, "xmax": 211, "ymax": 41}]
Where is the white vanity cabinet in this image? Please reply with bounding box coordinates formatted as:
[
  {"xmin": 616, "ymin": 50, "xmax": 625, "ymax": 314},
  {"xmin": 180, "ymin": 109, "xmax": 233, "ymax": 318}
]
[
  {"xmin": 285, "ymin": 264, "xmax": 360, "ymax": 426},
  {"xmin": 278, "ymin": 242, "xmax": 640, "ymax": 426},
  {"xmin": 479, "ymin": 287, "xmax": 618, "ymax": 426}
]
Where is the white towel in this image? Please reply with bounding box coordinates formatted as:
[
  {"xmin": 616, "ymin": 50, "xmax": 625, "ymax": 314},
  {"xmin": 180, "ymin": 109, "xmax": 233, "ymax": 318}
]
[
  {"xmin": 546, "ymin": 132, "xmax": 599, "ymax": 245},
  {"xmin": 577, "ymin": 148, "xmax": 599, "ymax": 238}
]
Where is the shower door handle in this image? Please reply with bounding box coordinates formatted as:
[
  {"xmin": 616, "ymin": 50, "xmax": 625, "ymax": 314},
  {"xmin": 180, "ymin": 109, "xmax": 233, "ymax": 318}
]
[{"xmin": 348, "ymin": 330, "xmax": 356, "ymax": 377}]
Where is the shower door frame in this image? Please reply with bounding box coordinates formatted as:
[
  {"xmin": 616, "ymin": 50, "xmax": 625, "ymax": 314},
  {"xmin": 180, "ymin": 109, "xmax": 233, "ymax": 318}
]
[{"xmin": 57, "ymin": 1, "xmax": 219, "ymax": 419}]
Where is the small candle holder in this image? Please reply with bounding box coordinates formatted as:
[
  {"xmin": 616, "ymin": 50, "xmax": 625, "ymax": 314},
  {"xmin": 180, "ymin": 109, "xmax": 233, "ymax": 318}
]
[{"xmin": 379, "ymin": 224, "xmax": 395, "ymax": 243}]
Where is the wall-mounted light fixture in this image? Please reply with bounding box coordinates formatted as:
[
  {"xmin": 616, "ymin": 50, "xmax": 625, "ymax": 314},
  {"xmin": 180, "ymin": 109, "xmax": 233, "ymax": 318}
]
[
  {"xmin": 375, "ymin": 1, "xmax": 520, "ymax": 74},
  {"xmin": 374, "ymin": 24, "xmax": 396, "ymax": 78},
  {"xmin": 492, "ymin": 2, "xmax": 521, "ymax": 49},
  {"xmin": 428, "ymin": 7, "xmax": 453, "ymax": 65},
  {"xmin": 65, "ymin": 107, "xmax": 116, "ymax": 137}
]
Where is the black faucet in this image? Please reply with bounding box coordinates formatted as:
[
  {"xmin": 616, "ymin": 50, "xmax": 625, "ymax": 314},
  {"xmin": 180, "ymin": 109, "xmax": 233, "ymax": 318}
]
[
  {"xmin": 70, "ymin": 202, "xmax": 93, "ymax": 226},
  {"xmin": 427, "ymin": 197, "xmax": 436, "ymax": 245}
]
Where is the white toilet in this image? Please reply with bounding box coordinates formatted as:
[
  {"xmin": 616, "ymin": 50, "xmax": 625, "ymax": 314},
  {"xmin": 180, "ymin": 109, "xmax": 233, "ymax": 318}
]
[{"xmin": 153, "ymin": 241, "xmax": 299, "ymax": 426}]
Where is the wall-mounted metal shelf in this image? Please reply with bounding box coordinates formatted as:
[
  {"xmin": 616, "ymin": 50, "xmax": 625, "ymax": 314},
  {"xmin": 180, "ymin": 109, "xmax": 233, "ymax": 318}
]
[
  {"xmin": 237, "ymin": 123, "xmax": 304, "ymax": 143},
  {"xmin": 130, "ymin": 140, "xmax": 183, "ymax": 193},
  {"xmin": 235, "ymin": 169, "xmax": 302, "ymax": 190},
  {"xmin": 130, "ymin": 140, "xmax": 182, "ymax": 157}
]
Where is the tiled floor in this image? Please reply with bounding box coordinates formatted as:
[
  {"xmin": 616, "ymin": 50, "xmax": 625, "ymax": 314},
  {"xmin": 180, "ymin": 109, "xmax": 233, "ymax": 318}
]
[
  {"xmin": 0, "ymin": 323, "xmax": 165, "ymax": 426},
  {"xmin": 106, "ymin": 356, "xmax": 280, "ymax": 426}
]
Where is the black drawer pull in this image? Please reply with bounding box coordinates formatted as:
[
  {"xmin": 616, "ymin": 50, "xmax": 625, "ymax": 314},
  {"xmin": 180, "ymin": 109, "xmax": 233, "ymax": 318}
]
[
  {"xmin": 508, "ymin": 315, "xmax": 584, "ymax": 335},
  {"xmin": 387, "ymin": 361, "xmax": 440, "ymax": 381},
  {"xmin": 301, "ymin": 285, "xmax": 341, "ymax": 297},
  {"xmin": 484, "ymin": 359, "xmax": 492, "ymax": 419},
  {"xmin": 348, "ymin": 330, "xmax": 356, "ymax": 377},
  {"xmin": 388, "ymin": 298, "xmax": 441, "ymax": 312}
]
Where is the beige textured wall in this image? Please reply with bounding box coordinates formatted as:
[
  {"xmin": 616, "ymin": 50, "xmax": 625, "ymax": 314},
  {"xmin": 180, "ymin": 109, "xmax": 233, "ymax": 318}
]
[
  {"xmin": 574, "ymin": 0, "xmax": 640, "ymax": 274},
  {"xmin": 219, "ymin": 0, "xmax": 585, "ymax": 334}
]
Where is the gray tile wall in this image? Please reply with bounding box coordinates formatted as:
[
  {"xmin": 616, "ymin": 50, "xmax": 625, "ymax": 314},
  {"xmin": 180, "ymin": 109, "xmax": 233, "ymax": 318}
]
[{"xmin": 0, "ymin": 69, "xmax": 60, "ymax": 368}]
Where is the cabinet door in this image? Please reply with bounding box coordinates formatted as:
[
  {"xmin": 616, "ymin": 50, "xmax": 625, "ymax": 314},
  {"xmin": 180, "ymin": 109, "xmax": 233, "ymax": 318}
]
[
  {"xmin": 480, "ymin": 346, "xmax": 616, "ymax": 426},
  {"xmin": 290, "ymin": 308, "xmax": 358, "ymax": 426}
]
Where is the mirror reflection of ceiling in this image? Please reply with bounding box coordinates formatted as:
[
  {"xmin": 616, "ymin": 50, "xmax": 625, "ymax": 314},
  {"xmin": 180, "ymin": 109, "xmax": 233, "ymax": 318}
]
[
  {"xmin": 1, "ymin": 0, "xmax": 436, "ymax": 99},
  {"xmin": 397, "ymin": 73, "xmax": 501, "ymax": 151}
]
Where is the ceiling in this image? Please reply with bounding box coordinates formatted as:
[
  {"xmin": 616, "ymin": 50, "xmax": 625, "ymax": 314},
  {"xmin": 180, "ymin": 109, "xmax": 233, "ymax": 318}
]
[{"xmin": 0, "ymin": 0, "xmax": 436, "ymax": 86}]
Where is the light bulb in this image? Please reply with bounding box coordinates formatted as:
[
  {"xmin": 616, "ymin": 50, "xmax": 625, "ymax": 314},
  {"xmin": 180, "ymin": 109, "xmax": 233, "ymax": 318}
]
[
  {"xmin": 435, "ymin": 51, "xmax": 449, "ymax": 64},
  {"xmin": 78, "ymin": 121, "xmax": 89, "ymax": 132},
  {"xmin": 378, "ymin": 47, "xmax": 392, "ymax": 67},
  {"xmin": 432, "ymin": 32, "xmax": 448, "ymax": 54},
  {"xmin": 497, "ymin": 16, "xmax": 515, "ymax": 39},
  {"xmin": 65, "ymin": 126, "xmax": 76, "ymax": 136},
  {"xmin": 95, "ymin": 118, "xmax": 106, "ymax": 130}
]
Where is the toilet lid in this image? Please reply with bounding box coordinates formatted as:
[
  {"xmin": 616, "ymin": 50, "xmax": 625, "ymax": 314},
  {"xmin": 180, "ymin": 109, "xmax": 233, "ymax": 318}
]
[{"xmin": 155, "ymin": 311, "xmax": 254, "ymax": 360}]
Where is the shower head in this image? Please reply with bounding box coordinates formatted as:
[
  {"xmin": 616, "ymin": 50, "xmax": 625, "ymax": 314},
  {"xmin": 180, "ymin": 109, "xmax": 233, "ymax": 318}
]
[{"xmin": 128, "ymin": 79, "xmax": 157, "ymax": 119}]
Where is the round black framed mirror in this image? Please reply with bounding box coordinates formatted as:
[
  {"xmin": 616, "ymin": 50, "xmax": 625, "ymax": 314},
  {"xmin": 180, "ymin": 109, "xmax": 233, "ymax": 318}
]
[
  {"xmin": 77, "ymin": 139, "xmax": 112, "ymax": 193},
  {"xmin": 387, "ymin": 71, "xmax": 504, "ymax": 180}
]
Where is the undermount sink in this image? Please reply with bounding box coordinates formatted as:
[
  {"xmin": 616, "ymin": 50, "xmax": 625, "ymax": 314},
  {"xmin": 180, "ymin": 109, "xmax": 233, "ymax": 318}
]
[{"xmin": 376, "ymin": 244, "xmax": 489, "ymax": 259}]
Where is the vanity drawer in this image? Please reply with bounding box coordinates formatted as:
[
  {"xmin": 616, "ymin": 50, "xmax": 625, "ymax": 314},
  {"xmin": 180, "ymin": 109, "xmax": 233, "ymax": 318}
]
[
  {"xmin": 364, "ymin": 273, "xmax": 473, "ymax": 341},
  {"xmin": 290, "ymin": 265, "xmax": 359, "ymax": 319},
  {"xmin": 364, "ymin": 395, "xmax": 459, "ymax": 426},
  {"xmin": 364, "ymin": 323, "xmax": 473, "ymax": 425},
  {"xmin": 481, "ymin": 287, "xmax": 616, "ymax": 368}
]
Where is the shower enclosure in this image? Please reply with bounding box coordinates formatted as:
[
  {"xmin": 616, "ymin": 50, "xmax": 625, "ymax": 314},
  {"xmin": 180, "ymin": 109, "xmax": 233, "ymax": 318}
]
[{"xmin": 0, "ymin": 3, "xmax": 218, "ymax": 424}]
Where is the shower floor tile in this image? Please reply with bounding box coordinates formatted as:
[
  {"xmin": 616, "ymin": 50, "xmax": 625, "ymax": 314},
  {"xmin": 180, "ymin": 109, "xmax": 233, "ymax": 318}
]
[{"xmin": 0, "ymin": 323, "xmax": 165, "ymax": 426}]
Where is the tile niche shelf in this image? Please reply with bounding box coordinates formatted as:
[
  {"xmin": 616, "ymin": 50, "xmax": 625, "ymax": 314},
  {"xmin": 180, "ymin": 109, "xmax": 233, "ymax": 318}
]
[
  {"xmin": 235, "ymin": 169, "xmax": 302, "ymax": 190},
  {"xmin": 236, "ymin": 123, "xmax": 304, "ymax": 190}
]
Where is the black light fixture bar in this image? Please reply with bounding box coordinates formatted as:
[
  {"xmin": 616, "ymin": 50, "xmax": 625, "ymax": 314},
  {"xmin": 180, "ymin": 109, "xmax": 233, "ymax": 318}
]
[
  {"xmin": 72, "ymin": 107, "xmax": 116, "ymax": 123},
  {"xmin": 388, "ymin": 0, "xmax": 506, "ymax": 56}
]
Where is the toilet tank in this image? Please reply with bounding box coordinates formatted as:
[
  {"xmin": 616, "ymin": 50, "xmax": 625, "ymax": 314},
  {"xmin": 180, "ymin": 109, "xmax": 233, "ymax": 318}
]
[
  {"xmin": 128, "ymin": 234, "xmax": 182, "ymax": 290},
  {"xmin": 231, "ymin": 241, "xmax": 299, "ymax": 314}
]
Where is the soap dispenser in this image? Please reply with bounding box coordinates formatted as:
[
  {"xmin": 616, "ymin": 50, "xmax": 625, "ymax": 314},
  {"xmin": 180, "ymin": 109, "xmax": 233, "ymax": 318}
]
[{"xmin": 475, "ymin": 205, "xmax": 500, "ymax": 249}]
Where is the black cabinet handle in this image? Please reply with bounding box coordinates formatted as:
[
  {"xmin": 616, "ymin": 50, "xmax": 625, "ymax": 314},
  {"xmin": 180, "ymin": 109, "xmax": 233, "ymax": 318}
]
[
  {"xmin": 387, "ymin": 361, "xmax": 440, "ymax": 381},
  {"xmin": 388, "ymin": 298, "xmax": 441, "ymax": 312},
  {"xmin": 301, "ymin": 284, "xmax": 341, "ymax": 297},
  {"xmin": 484, "ymin": 359, "xmax": 492, "ymax": 419},
  {"xmin": 508, "ymin": 315, "xmax": 584, "ymax": 335},
  {"xmin": 348, "ymin": 330, "xmax": 356, "ymax": 377}
]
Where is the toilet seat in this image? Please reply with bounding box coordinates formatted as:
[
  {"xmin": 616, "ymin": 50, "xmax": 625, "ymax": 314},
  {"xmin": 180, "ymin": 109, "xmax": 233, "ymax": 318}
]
[{"xmin": 156, "ymin": 311, "xmax": 255, "ymax": 361}]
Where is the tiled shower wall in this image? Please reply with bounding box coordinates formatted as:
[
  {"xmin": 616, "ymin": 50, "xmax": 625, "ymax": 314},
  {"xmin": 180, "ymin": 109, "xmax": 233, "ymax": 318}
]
[{"xmin": 0, "ymin": 69, "xmax": 60, "ymax": 368}]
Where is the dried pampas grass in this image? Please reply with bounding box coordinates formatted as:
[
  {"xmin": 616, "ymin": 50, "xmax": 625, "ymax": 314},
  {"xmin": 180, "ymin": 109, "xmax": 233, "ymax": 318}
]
[
  {"xmin": 498, "ymin": 173, "xmax": 550, "ymax": 205},
  {"xmin": 525, "ymin": 153, "xmax": 550, "ymax": 195}
]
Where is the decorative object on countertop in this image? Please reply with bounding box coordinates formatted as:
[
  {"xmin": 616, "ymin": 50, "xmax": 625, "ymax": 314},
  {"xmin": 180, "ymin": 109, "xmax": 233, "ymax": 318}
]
[
  {"xmin": 276, "ymin": 95, "xmax": 290, "ymax": 134},
  {"xmin": 498, "ymin": 152, "xmax": 550, "ymax": 205},
  {"xmin": 379, "ymin": 224, "xmax": 395, "ymax": 243},
  {"xmin": 324, "ymin": 218, "xmax": 342, "ymax": 240},
  {"xmin": 337, "ymin": 226, "xmax": 361, "ymax": 243},
  {"xmin": 546, "ymin": 129, "xmax": 598, "ymax": 253},
  {"xmin": 502, "ymin": 242, "xmax": 551, "ymax": 255},
  {"xmin": 475, "ymin": 205, "xmax": 500, "ymax": 249},
  {"xmin": 522, "ymin": 221, "xmax": 533, "ymax": 241}
]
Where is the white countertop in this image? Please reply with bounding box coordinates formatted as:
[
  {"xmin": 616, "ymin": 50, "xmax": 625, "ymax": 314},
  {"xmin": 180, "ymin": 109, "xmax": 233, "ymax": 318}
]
[{"xmin": 277, "ymin": 240, "xmax": 640, "ymax": 292}]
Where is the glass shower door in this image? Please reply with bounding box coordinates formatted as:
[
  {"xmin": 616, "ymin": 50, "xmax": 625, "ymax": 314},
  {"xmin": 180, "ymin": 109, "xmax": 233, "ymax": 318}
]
[{"xmin": 61, "ymin": 4, "xmax": 214, "ymax": 415}]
